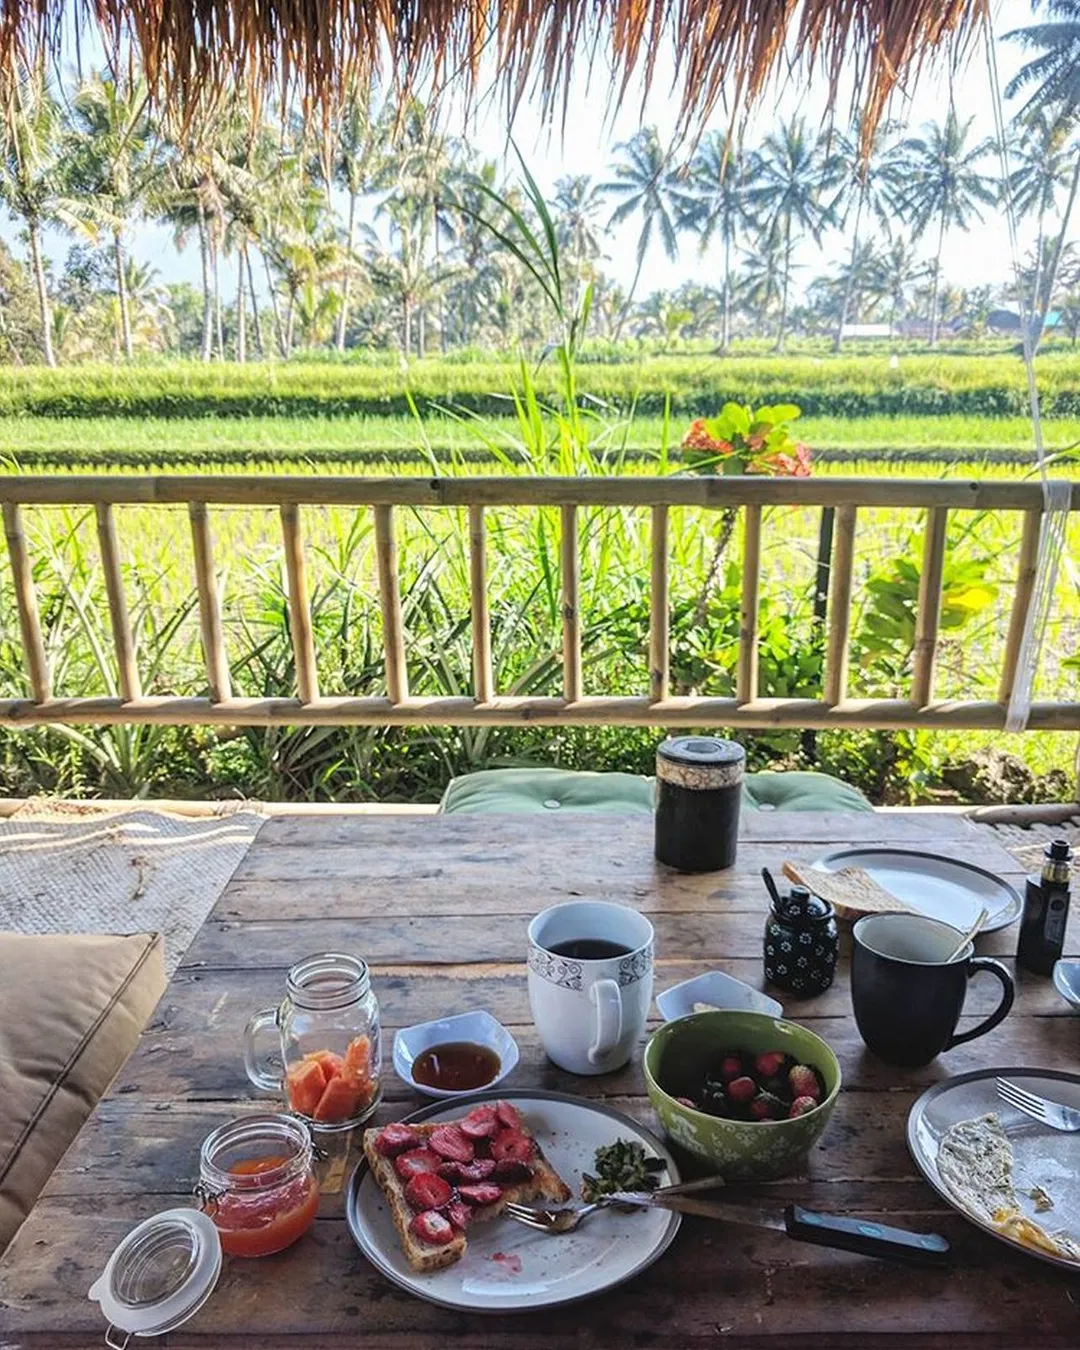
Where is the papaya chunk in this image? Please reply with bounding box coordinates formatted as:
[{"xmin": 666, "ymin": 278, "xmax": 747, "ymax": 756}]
[{"xmin": 286, "ymin": 1058, "xmax": 327, "ymax": 1117}]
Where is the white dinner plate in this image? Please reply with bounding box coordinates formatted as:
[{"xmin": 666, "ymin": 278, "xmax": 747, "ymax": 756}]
[
  {"xmin": 345, "ymin": 1089, "xmax": 681, "ymax": 1312},
  {"xmin": 908, "ymin": 1068, "xmax": 1080, "ymax": 1272},
  {"xmin": 814, "ymin": 847, "xmax": 1022, "ymax": 932}
]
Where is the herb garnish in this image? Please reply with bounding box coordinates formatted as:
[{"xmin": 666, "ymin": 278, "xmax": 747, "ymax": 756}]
[{"xmin": 582, "ymin": 1139, "xmax": 665, "ymax": 1202}]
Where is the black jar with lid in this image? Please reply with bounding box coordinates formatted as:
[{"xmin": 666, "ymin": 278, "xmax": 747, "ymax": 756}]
[
  {"xmin": 763, "ymin": 886, "xmax": 839, "ymax": 997},
  {"xmin": 654, "ymin": 736, "xmax": 745, "ymax": 873}
]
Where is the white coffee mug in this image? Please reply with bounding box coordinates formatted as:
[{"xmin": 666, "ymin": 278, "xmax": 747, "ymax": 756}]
[{"xmin": 527, "ymin": 901, "xmax": 654, "ymax": 1076}]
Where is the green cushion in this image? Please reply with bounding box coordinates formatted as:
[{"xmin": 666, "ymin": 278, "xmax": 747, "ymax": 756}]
[
  {"xmin": 439, "ymin": 767, "xmax": 872, "ymax": 815},
  {"xmin": 741, "ymin": 770, "xmax": 872, "ymax": 813}
]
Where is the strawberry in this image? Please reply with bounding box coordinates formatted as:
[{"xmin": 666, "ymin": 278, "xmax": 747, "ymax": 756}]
[
  {"xmin": 754, "ymin": 1051, "xmax": 786, "ymax": 1080},
  {"xmin": 409, "ymin": 1210, "xmax": 456, "ymax": 1246},
  {"xmin": 459, "ymin": 1182, "xmax": 503, "ymax": 1207},
  {"xmin": 460, "ymin": 1105, "xmax": 499, "ymax": 1139},
  {"xmin": 750, "ymin": 1091, "xmax": 784, "ymax": 1121},
  {"xmin": 789, "ymin": 1095, "xmax": 819, "ymax": 1119},
  {"xmin": 726, "ymin": 1075, "xmax": 756, "ymax": 1105},
  {"xmin": 429, "ymin": 1125, "xmax": 475, "ymax": 1163},
  {"xmin": 393, "ymin": 1148, "xmax": 441, "ymax": 1181},
  {"xmin": 455, "ymin": 1158, "xmax": 498, "ymax": 1182},
  {"xmin": 490, "ymin": 1129, "xmax": 535, "ymax": 1163},
  {"xmin": 719, "ymin": 1054, "xmax": 743, "ymax": 1082},
  {"xmin": 492, "ymin": 1158, "xmax": 533, "ymax": 1183},
  {"xmin": 404, "ymin": 1172, "xmax": 453, "ymax": 1212},
  {"xmin": 373, "ymin": 1123, "xmax": 422, "ymax": 1157},
  {"xmin": 495, "ymin": 1101, "xmax": 522, "ymax": 1130},
  {"xmin": 789, "ymin": 1064, "xmax": 821, "ymax": 1102},
  {"xmin": 446, "ymin": 1200, "xmax": 473, "ymax": 1232}
]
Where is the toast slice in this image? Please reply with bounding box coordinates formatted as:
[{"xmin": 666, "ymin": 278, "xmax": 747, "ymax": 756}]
[
  {"xmin": 363, "ymin": 1100, "xmax": 572, "ymax": 1273},
  {"xmin": 782, "ymin": 860, "xmax": 918, "ymax": 920}
]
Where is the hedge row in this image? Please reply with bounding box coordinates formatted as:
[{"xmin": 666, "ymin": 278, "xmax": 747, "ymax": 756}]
[{"xmin": 0, "ymin": 355, "xmax": 1078, "ymax": 419}]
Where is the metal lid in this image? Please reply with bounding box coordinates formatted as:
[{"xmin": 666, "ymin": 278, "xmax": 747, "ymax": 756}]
[
  {"xmin": 656, "ymin": 737, "xmax": 745, "ymax": 790},
  {"xmin": 774, "ymin": 886, "xmax": 834, "ymax": 927},
  {"xmin": 656, "ymin": 737, "xmax": 745, "ymax": 766},
  {"xmin": 89, "ymin": 1209, "xmax": 221, "ymax": 1347}
]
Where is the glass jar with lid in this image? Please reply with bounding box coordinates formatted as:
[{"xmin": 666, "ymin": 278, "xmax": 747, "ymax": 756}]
[{"xmin": 244, "ymin": 952, "xmax": 381, "ymax": 1130}]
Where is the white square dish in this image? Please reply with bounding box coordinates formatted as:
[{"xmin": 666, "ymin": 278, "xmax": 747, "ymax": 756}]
[{"xmin": 655, "ymin": 971, "xmax": 782, "ymax": 1021}]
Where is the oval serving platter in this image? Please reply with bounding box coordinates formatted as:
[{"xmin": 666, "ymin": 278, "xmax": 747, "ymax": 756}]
[{"xmin": 346, "ymin": 1088, "xmax": 681, "ymax": 1313}]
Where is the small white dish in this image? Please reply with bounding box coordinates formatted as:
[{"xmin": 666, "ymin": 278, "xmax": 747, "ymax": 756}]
[
  {"xmin": 655, "ymin": 970, "xmax": 782, "ymax": 1022},
  {"xmin": 1053, "ymin": 960, "xmax": 1080, "ymax": 1010},
  {"xmin": 392, "ymin": 1010, "xmax": 519, "ymax": 1098}
]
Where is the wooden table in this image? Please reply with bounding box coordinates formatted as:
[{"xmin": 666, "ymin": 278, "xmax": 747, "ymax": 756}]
[{"xmin": 2, "ymin": 811, "xmax": 1078, "ymax": 1349}]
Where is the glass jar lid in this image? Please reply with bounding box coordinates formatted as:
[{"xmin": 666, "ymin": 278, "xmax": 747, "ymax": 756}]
[{"xmin": 89, "ymin": 1208, "xmax": 221, "ymax": 1346}]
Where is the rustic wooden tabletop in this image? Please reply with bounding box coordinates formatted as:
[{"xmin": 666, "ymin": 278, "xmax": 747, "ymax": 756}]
[{"xmin": 1, "ymin": 810, "xmax": 1078, "ymax": 1349}]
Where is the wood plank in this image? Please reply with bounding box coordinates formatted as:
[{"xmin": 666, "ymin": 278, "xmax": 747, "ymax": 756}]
[
  {"xmin": 737, "ymin": 504, "xmax": 761, "ymax": 703},
  {"xmin": 279, "ymin": 503, "xmax": 319, "ymax": 703},
  {"xmin": 560, "ymin": 503, "xmax": 581, "ymax": 702},
  {"xmin": 94, "ymin": 503, "xmax": 141, "ymax": 701},
  {"xmin": 825, "ymin": 503, "xmax": 857, "ymax": 706},
  {"xmin": 188, "ymin": 502, "xmax": 231, "ymax": 701},
  {"xmin": 649, "ymin": 503, "xmax": 669, "ymax": 702},
  {"xmin": 468, "ymin": 503, "xmax": 493, "ymax": 702},
  {"xmin": 2, "ymin": 501, "xmax": 50, "ymax": 701},
  {"xmin": 912, "ymin": 506, "xmax": 948, "ymax": 708},
  {"xmin": 374, "ymin": 503, "xmax": 408, "ymax": 703},
  {"xmin": 2, "ymin": 472, "xmax": 1074, "ymax": 512}
]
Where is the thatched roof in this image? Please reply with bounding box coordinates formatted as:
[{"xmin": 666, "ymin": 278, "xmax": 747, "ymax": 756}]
[{"xmin": 4, "ymin": 0, "xmax": 988, "ymax": 137}]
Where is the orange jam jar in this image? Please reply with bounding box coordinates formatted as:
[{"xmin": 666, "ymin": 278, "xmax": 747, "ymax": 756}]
[{"xmin": 197, "ymin": 1115, "xmax": 319, "ymax": 1258}]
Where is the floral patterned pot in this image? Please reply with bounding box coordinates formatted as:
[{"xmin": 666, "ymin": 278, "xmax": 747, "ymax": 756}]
[{"xmin": 643, "ymin": 1010, "xmax": 841, "ymax": 1181}]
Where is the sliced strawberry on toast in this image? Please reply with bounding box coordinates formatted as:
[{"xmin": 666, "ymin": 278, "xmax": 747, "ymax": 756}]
[{"xmin": 362, "ymin": 1100, "xmax": 571, "ymax": 1274}]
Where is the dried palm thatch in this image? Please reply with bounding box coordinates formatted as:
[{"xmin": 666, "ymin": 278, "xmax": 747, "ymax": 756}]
[{"xmin": 0, "ymin": 0, "xmax": 987, "ymax": 142}]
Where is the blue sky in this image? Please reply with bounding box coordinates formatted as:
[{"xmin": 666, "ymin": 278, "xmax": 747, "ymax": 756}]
[{"xmin": 5, "ymin": 0, "xmax": 1043, "ymax": 307}]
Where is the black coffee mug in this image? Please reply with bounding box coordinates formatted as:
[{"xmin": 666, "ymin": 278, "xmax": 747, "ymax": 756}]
[{"xmin": 851, "ymin": 913, "xmax": 1014, "ymax": 1067}]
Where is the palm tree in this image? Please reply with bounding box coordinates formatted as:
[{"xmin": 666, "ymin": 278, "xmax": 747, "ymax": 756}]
[
  {"xmin": 674, "ymin": 135, "xmax": 756, "ymax": 350},
  {"xmin": 1006, "ymin": 105, "xmax": 1076, "ymax": 343},
  {"xmin": 332, "ymin": 91, "xmax": 384, "ymax": 350},
  {"xmin": 740, "ymin": 224, "xmax": 786, "ymax": 335},
  {"xmin": 874, "ymin": 238, "xmax": 927, "ymax": 330},
  {"xmin": 68, "ymin": 74, "xmax": 157, "ymax": 360},
  {"xmin": 603, "ymin": 128, "xmax": 679, "ymax": 338},
  {"xmin": 0, "ymin": 60, "xmax": 75, "ymax": 366},
  {"xmin": 553, "ymin": 175, "xmax": 606, "ymax": 309},
  {"xmin": 749, "ymin": 118, "xmax": 840, "ymax": 350},
  {"xmin": 830, "ymin": 120, "xmax": 905, "ymax": 349},
  {"xmin": 895, "ymin": 112, "xmax": 996, "ymax": 345}
]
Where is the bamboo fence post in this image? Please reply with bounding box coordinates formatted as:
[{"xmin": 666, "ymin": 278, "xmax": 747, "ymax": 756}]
[
  {"xmin": 188, "ymin": 502, "xmax": 232, "ymax": 702},
  {"xmin": 824, "ymin": 504, "xmax": 857, "ymax": 707},
  {"xmin": 469, "ymin": 504, "xmax": 493, "ymax": 703},
  {"xmin": 912, "ymin": 506, "xmax": 949, "ymax": 708},
  {"xmin": 737, "ymin": 505, "xmax": 762, "ymax": 704},
  {"xmin": 280, "ymin": 504, "xmax": 319, "ymax": 703},
  {"xmin": 374, "ymin": 504, "xmax": 408, "ymax": 703},
  {"xmin": 649, "ymin": 505, "xmax": 669, "ymax": 703},
  {"xmin": 2, "ymin": 502, "xmax": 49, "ymax": 702},
  {"xmin": 95, "ymin": 502, "xmax": 141, "ymax": 701},
  {"xmin": 561, "ymin": 504, "xmax": 582, "ymax": 703},
  {"xmin": 998, "ymin": 509, "xmax": 1043, "ymax": 706}
]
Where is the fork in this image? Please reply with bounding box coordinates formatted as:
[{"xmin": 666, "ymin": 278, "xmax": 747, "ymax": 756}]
[
  {"xmin": 995, "ymin": 1077, "xmax": 1080, "ymax": 1132},
  {"xmin": 503, "ymin": 1197, "xmax": 616, "ymax": 1233}
]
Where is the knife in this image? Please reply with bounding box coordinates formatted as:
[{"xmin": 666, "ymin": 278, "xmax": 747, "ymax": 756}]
[{"xmin": 607, "ymin": 1192, "xmax": 952, "ymax": 1268}]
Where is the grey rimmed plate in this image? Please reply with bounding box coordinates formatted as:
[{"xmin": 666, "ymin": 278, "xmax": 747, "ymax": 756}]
[
  {"xmin": 346, "ymin": 1089, "xmax": 681, "ymax": 1312},
  {"xmin": 908, "ymin": 1068, "xmax": 1080, "ymax": 1272},
  {"xmin": 814, "ymin": 847, "xmax": 1022, "ymax": 932}
]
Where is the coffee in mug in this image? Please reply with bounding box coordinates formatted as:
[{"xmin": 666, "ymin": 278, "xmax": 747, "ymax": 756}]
[
  {"xmin": 527, "ymin": 901, "xmax": 653, "ymax": 1076},
  {"xmin": 851, "ymin": 912, "xmax": 1014, "ymax": 1067}
]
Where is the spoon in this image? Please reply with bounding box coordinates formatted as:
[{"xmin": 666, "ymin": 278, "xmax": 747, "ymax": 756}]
[
  {"xmin": 761, "ymin": 867, "xmax": 783, "ymax": 907},
  {"xmin": 944, "ymin": 906, "xmax": 989, "ymax": 963}
]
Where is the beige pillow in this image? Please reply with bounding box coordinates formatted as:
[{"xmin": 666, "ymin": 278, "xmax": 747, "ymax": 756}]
[{"xmin": 0, "ymin": 931, "xmax": 165, "ymax": 1252}]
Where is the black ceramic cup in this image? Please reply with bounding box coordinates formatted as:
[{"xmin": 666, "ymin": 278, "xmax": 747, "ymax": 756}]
[{"xmin": 851, "ymin": 913, "xmax": 1014, "ymax": 1067}]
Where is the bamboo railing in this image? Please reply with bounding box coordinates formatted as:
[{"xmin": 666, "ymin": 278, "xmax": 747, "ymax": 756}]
[{"xmin": 0, "ymin": 474, "xmax": 1078, "ymax": 731}]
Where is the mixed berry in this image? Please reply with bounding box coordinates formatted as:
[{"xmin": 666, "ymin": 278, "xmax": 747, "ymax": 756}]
[
  {"xmin": 673, "ymin": 1049, "xmax": 826, "ymax": 1123},
  {"xmin": 373, "ymin": 1100, "xmax": 536, "ymax": 1247}
]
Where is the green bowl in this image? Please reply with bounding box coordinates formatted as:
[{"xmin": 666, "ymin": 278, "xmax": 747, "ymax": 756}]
[{"xmin": 643, "ymin": 1010, "xmax": 841, "ymax": 1180}]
